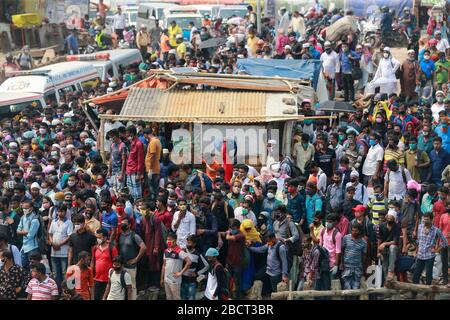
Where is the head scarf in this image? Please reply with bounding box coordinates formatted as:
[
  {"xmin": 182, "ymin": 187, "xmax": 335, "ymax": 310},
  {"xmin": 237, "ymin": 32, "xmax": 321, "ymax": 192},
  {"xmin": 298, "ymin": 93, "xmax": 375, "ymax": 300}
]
[
  {"xmin": 240, "ymin": 219, "xmax": 262, "ymax": 242},
  {"xmin": 258, "ymin": 167, "xmax": 273, "ymax": 184}
]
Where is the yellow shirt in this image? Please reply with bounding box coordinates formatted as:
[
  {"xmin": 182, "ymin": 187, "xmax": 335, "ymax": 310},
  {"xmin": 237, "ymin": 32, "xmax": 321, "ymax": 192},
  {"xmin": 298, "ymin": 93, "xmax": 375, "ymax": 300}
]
[
  {"xmin": 168, "ymin": 25, "xmax": 183, "ymax": 47},
  {"xmin": 247, "ymin": 36, "xmax": 260, "ymax": 57},
  {"xmin": 311, "ymin": 224, "xmax": 324, "ymax": 245},
  {"xmin": 177, "ymin": 42, "xmax": 186, "ymax": 59}
]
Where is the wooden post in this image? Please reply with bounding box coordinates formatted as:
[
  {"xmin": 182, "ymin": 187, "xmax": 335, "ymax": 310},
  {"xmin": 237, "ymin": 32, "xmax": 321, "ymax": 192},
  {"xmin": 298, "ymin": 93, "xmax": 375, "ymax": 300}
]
[
  {"xmin": 99, "ymin": 118, "xmax": 106, "ymax": 162},
  {"xmin": 331, "ymin": 279, "xmax": 341, "ymax": 300},
  {"xmin": 189, "ymin": 122, "xmax": 193, "ymax": 166}
]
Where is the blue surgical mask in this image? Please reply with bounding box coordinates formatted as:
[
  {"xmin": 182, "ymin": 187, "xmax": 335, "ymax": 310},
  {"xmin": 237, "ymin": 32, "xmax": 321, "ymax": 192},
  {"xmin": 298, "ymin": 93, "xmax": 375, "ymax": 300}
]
[
  {"xmin": 369, "ymin": 139, "xmax": 377, "ymax": 146},
  {"xmin": 231, "ymin": 229, "xmax": 239, "ymax": 235}
]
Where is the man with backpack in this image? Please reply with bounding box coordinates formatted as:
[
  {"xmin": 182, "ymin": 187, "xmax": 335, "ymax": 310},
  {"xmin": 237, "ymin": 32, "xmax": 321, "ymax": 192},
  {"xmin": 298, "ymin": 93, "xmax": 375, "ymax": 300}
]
[
  {"xmin": 273, "ymin": 205, "xmax": 302, "ymax": 265},
  {"xmin": 319, "ymin": 214, "xmax": 343, "ymax": 280},
  {"xmin": 118, "ymin": 217, "xmax": 146, "ymax": 300},
  {"xmin": 91, "ymin": 229, "xmax": 118, "ymax": 300},
  {"xmin": 248, "ymin": 232, "xmax": 289, "ymax": 294},
  {"xmin": 103, "ymin": 255, "xmax": 132, "ymax": 300},
  {"xmin": 303, "ymin": 235, "xmax": 331, "ymax": 292},
  {"xmin": 15, "ymin": 45, "xmax": 33, "ymax": 70},
  {"xmin": 204, "ymin": 247, "xmax": 230, "ymax": 300},
  {"xmin": 384, "ymin": 159, "xmax": 413, "ymax": 201},
  {"xmin": 17, "ymin": 200, "xmax": 41, "ymax": 270}
]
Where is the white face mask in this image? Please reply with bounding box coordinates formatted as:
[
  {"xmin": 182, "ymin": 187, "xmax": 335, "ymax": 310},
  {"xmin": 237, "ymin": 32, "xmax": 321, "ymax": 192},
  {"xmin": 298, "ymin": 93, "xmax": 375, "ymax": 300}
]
[
  {"xmin": 437, "ymin": 97, "xmax": 444, "ymax": 102},
  {"xmin": 23, "ymin": 208, "xmax": 31, "ymax": 215},
  {"xmin": 267, "ymin": 192, "xmax": 275, "ymax": 199},
  {"xmin": 424, "ymin": 55, "xmax": 430, "ymax": 61},
  {"xmin": 273, "ymin": 172, "xmax": 281, "ymax": 178},
  {"xmin": 68, "ymin": 181, "xmax": 76, "ymax": 187},
  {"xmin": 97, "ymin": 238, "xmax": 103, "ymax": 245},
  {"xmin": 39, "ymin": 128, "xmax": 46, "ymax": 135},
  {"xmin": 74, "ymin": 224, "xmax": 81, "ymax": 231},
  {"xmin": 383, "ymin": 53, "xmax": 389, "ymax": 58}
]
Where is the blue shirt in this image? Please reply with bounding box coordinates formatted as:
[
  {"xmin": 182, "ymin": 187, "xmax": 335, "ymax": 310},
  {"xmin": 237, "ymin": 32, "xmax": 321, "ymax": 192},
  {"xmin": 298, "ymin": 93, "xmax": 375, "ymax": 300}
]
[
  {"xmin": 66, "ymin": 34, "xmax": 78, "ymax": 53},
  {"xmin": 339, "ymin": 50, "xmax": 360, "ymax": 74},
  {"xmin": 434, "ymin": 125, "xmax": 450, "ymax": 153},
  {"xmin": 17, "ymin": 213, "xmax": 40, "ymax": 253},
  {"xmin": 381, "ymin": 13, "xmax": 393, "ymax": 32},
  {"xmin": 429, "ymin": 148, "xmax": 450, "ymax": 184},
  {"xmin": 287, "ymin": 193, "xmax": 306, "ymax": 223},
  {"xmin": 305, "ymin": 194, "xmax": 323, "ymax": 226},
  {"xmin": 101, "ymin": 210, "xmax": 118, "ymax": 234},
  {"xmin": 419, "ymin": 59, "xmax": 435, "ymax": 79}
]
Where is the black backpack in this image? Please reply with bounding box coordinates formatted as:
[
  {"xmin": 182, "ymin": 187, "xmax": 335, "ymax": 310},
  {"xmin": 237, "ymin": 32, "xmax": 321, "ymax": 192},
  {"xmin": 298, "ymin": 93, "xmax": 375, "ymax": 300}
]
[
  {"xmin": 314, "ymin": 245, "xmax": 331, "ymax": 273},
  {"xmin": 108, "ymin": 269, "xmax": 128, "ymax": 300},
  {"xmin": 275, "ymin": 241, "xmax": 293, "ymax": 274},
  {"xmin": 30, "ymin": 213, "xmax": 47, "ymax": 254}
]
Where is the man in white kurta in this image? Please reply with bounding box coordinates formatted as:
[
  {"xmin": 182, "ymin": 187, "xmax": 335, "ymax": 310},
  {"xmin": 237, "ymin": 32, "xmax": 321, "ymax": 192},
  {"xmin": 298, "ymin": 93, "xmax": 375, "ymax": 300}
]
[{"xmin": 365, "ymin": 47, "xmax": 400, "ymax": 96}]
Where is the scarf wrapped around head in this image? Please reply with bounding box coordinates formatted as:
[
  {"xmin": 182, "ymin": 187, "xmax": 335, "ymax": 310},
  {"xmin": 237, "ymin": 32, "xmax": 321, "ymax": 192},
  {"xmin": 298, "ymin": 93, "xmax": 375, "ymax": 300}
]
[
  {"xmin": 240, "ymin": 219, "xmax": 262, "ymax": 242},
  {"xmin": 258, "ymin": 167, "xmax": 273, "ymax": 184}
]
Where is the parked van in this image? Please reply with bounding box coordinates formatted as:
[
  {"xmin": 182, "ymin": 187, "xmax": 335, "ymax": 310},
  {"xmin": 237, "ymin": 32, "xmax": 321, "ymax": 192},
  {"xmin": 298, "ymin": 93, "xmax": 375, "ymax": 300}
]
[
  {"xmin": 217, "ymin": 5, "xmax": 248, "ymax": 22},
  {"xmin": 0, "ymin": 61, "xmax": 100, "ymax": 115},
  {"xmin": 137, "ymin": 2, "xmax": 173, "ymax": 29},
  {"xmin": 67, "ymin": 49, "xmax": 143, "ymax": 81}
]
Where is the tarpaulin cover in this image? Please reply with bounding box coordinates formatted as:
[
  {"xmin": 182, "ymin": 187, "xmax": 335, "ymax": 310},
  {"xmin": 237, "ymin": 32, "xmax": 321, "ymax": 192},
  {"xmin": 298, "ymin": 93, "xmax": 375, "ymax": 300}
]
[
  {"xmin": 12, "ymin": 14, "xmax": 41, "ymax": 28},
  {"xmin": 236, "ymin": 58, "xmax": 322, "ymax": 90},
  {"xmin": 346, "ymin": 0, "xmax": 413, "ymax": 17}
]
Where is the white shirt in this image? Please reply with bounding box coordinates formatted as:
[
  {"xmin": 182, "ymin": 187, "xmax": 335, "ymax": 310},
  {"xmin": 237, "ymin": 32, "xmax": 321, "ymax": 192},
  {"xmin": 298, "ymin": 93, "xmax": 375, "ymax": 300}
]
[
  {"xmin": 234, "ymin": 207, "xmax": 257, "ymax": 226},
  {"xmin": 205, "ymin": 270, "xmax": 218, "ymax": 300},
  {"xmin": 431, "ymin": 102, "xmax": 445, "ymax": 123},
  {"xmin": 320, "ymin": 51, "xmax": 340, "ymax": 79},
  {"xmin": 113, "ymin": 13, "xmax": 126, "ymax": 29},
  {"xmin": 107, "ymin": 268, "xmax": 132, "ymax": 300},
  {"xmin": 362, "ymin": 144, "xmax": 384, "ymax": 176},
  {"xmin": 171, "ymin": 210, "xmax": 196, "ymax": 249},
  {"xmin": 437, "ymin": 38, "xmax": 450, "ymax": 53},
  {"xmin": 48, "ymin": 218, "xmax": 73, "ymax": 257},
  {"xmin": 278, "ymin": 13, "xmax": 290, "ymax": 34},
  {"xmin": 384, "ymin": 167, "xmax": 412, "ymax": 200}
]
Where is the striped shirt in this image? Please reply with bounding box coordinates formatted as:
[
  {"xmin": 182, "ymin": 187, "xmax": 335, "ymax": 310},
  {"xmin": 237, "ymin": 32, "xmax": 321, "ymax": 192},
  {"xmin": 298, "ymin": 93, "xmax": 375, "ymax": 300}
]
[
  {"xmin": 342, "ymin": 235, "xmax": 367, "ymax": 269},
  {"xmin": 367, "ymin": 197, "xmax": 388, "ymax": 225},
  {"xmin": 26, "ymin": 276, "xmax": 59, "ymax": 300}
]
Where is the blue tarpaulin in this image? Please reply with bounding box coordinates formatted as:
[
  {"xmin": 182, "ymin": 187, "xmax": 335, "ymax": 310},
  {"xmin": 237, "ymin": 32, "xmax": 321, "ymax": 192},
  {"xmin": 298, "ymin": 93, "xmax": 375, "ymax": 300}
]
[
  {"xmin": 236, "ymin": 58, "xmax": 322, "ymax": 90},
  {"xmin": 346, "ymin": 0, "xmax": 413, "ymax": 17}
]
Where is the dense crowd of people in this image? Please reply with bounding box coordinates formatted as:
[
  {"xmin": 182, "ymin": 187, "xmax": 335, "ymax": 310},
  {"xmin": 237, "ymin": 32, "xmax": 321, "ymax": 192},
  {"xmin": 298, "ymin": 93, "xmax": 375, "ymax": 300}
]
[{"xmin": 0, "ymin": 3, "xmax": 449, "ymax": 301}]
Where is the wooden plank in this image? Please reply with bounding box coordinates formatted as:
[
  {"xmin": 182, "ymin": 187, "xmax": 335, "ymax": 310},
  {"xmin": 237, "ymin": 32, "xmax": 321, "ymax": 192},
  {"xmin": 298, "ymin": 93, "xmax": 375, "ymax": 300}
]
[
  {"xmin": 271, "ymin": 288, "xmax": 398, "ymax": 300},
  {"xmin": 385, "ymin": 280, "xmax": 450, "ymax": 294}
]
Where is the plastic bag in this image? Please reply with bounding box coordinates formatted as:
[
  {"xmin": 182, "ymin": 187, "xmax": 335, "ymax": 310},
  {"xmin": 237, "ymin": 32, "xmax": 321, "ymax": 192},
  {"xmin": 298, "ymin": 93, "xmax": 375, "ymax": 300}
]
[{"xmin": 375, "ymin": 259, "xmax": 383, "ymax": 288}]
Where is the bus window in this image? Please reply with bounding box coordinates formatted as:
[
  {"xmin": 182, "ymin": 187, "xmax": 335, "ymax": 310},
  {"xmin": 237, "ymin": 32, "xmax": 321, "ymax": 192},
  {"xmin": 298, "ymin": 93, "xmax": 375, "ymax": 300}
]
[
  {"xmin": 58, "ymin": 85, "xmax": 76, "ymax": 97},
  {"xmin": 44, "ymin": 91, "xmax": 57, "ymax": 105},
  {"xmin": 107, "ymin": 67, "xmax": 114, "ymax": 77},
  {"xmin": 81, "ymin": 77, "xmax": 101, "ymax": 90},
  {"xmin": 151, "ymin": 9, "xmax": 156, "ymax": 18},
  {"xmin": 138, "ymin": 9, "xmax": 149, "ymax": 19}
]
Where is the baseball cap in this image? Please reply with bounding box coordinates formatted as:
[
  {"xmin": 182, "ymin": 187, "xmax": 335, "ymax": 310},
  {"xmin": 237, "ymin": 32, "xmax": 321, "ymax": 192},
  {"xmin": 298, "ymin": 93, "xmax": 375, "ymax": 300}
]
[{"xmin": 352, "ymin": 205, "xmax": 366, "ymax": 212}]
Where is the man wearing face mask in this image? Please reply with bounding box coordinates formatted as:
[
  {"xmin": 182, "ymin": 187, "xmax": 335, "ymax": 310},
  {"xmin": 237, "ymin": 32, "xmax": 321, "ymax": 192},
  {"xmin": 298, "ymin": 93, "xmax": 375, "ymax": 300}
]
[
  {"xmin": 345, "ymin": 170, "xmax": 368, "ymax": 205},
  {"xmin": 412, "ymin": 212, "xmax": 448, "ymax": 292},
  {"xmin": 384, "ymin": 159, "xmax": 412, "ymax": 201},
  {"xmin": 435, "ymin": 116, "xmax": 450, "ymax": 153},
  {"xmin": 365, "ymin": 47, "xmax": 400, "ymax": 96},
  {"xmin": 405, "ymin": 136, "xmax": 431, "ymax": 183},
  {"xmin": 262, "ymin": 185, "xmax": 282, "ymax": 221},
  {"xmin": 171, "ymin": 199, "xmax": 195, "ymax": 250},
  {"xmin": 286, "ymin": 180, "xmax": 306, "ymax": 226},
  {"xmin": 293, "ymin": 134, "xmax": 315, "ymax": 176},
  {"xmin": 429, "ymin": 137, "xmax": 450, "ymax": 186},
  {"xmin": 341, "ymin": 223, "xmax": 367, "ymax": 290},
  {"xmin": 400, "ymin": 190, "xmax": 420, "ymax": 254},
  {"xmin": 234, "ymin": 200, "xmax": 257, "ymax": 226},
  {"xmin": 0, "ymin": 197, "xmax": 20, "ymax": 248},
  {"xmin": 400, "ymin": 49, "xmax": 420, "ymax": 104},
  {"xmin": 418, "ymin": 49, "xmax": 435, "ymax": 94},
  {"xmin": 362, "ymin": 133, "xmax": 384, "ymax": 185},
  {"xmin": 273, "ymin": 205, "xmax": 300, "ymax": 251},
  {"xmin": 99, "ymin": 198, "xmax": 117, "ymax": 242},
  {"xmin": 376, "ymin": 211, "xmax": 400, "ymax": 281},
  {"xmin": 432, "ymin": 90, "xmax": 446, "ymax": 124},
  {"xmin": 67, "ymin": 216, "xmax": 96, "ymax": 266},
  {"xmin": 435, "ymin": 51, "xmax": 450, "ymax": 89},
  {"xmin": 319, "ymin": 214, "xmax": 342, "ymax": 280},
  {"xmin": 17, "ymin": 200, "xmax": 40, "ymax": 270},
  {"xmin": 196, "ymin": 203, "xmax": 218, "ymax": 254},
  {"xmin": 339, "ymin": 42, "xmax": 360, "ymax": 102},
  {"xmin": 117, "ymin": 217, "xmax": 146, "ymax": 300}
]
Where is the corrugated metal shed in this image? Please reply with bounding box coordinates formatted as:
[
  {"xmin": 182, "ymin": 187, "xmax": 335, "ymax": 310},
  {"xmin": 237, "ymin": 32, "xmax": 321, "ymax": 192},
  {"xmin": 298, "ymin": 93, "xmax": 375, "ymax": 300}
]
[{"xmin": 113, "ymin": 88, "xmax": 300, "ymax": 124}]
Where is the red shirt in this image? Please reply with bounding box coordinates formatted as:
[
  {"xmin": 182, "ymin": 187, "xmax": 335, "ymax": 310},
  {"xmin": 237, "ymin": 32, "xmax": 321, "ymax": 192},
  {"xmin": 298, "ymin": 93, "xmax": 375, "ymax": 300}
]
[
  {"xmin": 433, "ymin": 200, "xmax": 446, "ymax": 228},
  {"xmin": 336, "ymin": 215, "xmax": 350, "ymax": 236},
  {"xmin": 126, "ymin": 137, "xmax": 145, "ymax": 175},
  {"xmin": 226, "ymin": 233, "xmax": 245, "ymax": 267},
  {"xmin": 92, "ymin": 244, "xmax": 118, "ymax": 282},
  {"xmin": 155, "ymin": 209, "xmax": 173, "ymax": 230},
  {"xmin": 439, "ymin": 213, "xmax": 450, "ymax": 243}
]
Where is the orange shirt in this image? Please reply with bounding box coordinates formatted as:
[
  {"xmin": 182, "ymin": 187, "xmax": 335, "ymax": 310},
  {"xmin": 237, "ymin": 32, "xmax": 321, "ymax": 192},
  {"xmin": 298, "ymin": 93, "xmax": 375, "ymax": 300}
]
[
  {"xmin": 66, "ymin": 265, "xmax": 94, "ymax": 300},
  {"xmin": 206, "ymin": 161, "xmax": 222, "ymax": 181},
  {"xmin": 145, "ymin": 137, "xmax": 162, "ymax": 174},
  {"xmin": 160, "ymin": 34, "xmax": 170, "ymax": 53}
]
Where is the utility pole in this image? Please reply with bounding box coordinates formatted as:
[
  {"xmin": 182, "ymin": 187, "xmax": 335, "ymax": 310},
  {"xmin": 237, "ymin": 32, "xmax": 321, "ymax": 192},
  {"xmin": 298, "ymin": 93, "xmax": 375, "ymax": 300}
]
[{"xmin": 256, "ymin": 0, "xmax": 261, "ymax": 34}]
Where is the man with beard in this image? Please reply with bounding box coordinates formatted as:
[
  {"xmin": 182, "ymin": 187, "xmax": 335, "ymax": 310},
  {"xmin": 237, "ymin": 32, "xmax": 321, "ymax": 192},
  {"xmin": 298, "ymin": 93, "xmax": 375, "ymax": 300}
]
[{"xmin": 400, "ymin": 49, "xmax": 419, "ymax": 104}]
